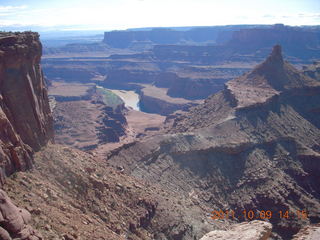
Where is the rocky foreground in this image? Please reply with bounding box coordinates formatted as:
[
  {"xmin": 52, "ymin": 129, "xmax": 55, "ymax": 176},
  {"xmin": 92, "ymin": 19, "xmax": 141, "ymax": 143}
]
[{"xmin": 5, "ymin": 144, "xmax": 222, "ymax": 239}]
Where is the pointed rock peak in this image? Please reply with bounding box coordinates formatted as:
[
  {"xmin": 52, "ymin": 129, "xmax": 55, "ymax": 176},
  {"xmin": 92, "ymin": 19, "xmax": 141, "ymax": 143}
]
[
  {"xmin": 266, "ymin": 44, "xmax": 283, "ymax": 64},
  {"xmin": 240, "ymin": 45, "xmax": 286, "ymax": 88},
  {"xmin": 226, "ymin": 45, "xmax": 320, "ymax": 108},
  {"xmin": 271, "ymin": 44, "xmax": 282, "ymax": 57}
]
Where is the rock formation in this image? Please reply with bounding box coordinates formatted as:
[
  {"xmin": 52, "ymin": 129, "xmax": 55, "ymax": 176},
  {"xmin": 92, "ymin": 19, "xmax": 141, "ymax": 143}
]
[
  {"xmin": 103, "ymin": 28, "xmax": 185, "ymax": 48},
  {"xmin": 0, "ymin": 32, "xmax": 53, "ymax": 240},
  {"xmin": 302, "ymin": 61, "xmax": 320, "ymax": 81},
  {"xmin": 4, "ymin": 144, "xmax": 220, "ymax": 240},
  {"xmin": 0, "ymin": 32, "xmax": 54, "ymax": 184},
  {"xmin": 200, "ymin": 220, "xmax": 272, "ymax": 240},
  {"xmin": 0, "ymin": 189, "xmax": 42, "ymax": 240},
  {"xmin": 292, "ymin": 223, "xmax": 320, "ymax": 240},
  {"xmin": 107, "ymin": 45, "xmax": 320, "ymax": 239},
  {"xmin": 224, "ymin": 44, "xmax": 319, "ymax": 108},
  {"xmin": 43, "ymin": 24, "xmax": 320, "ymax": 108},
  {"xmin": 51, "ymin": 82, "xmax": 128, "ymax": 150},
  {"xmin": 139, "ymin": 90, "xmax": 197, "ymax": 115},
  {"xmin": 102, "ymin": 25, "xmax": 276, "ymax": 49},
  {"xmin": 49, "ymin": 82, "xmax": 97, "ymax": 102},
  {"xmin": 166, "ymin": 77, "xmax": 223, "ymax": 100},
  {"xmin": 229, "ymin": 25, "xmax": 320, "ymax": 59}
]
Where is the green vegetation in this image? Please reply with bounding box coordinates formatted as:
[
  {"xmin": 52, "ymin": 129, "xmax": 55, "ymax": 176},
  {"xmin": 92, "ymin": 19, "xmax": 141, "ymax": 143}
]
[{"xmin": 97, "ymin": 88, "xmax": 124, "ymax": 109}]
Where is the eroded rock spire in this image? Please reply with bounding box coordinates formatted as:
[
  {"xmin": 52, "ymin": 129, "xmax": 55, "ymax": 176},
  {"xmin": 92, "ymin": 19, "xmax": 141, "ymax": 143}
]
[{"xmin": 265, "ymin": 44, "xmax": 284, "ymax": 66}]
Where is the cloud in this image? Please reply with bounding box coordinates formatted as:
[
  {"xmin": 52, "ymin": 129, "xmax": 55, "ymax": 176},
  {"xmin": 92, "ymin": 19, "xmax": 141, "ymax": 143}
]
[
  {"xmin": 0, "ymin": 2, "xmax": 319, "ymax": 31},
  {"xmin": 0, "ymin": 5, "xmax": 27, "ymax": 18},
  {"xmin": 260, "ymin": 12, "xmax": 320, "ymax": 25},
  {"xmin": 263, "ymin": 14, "xmax": 274, "ymax": 18},
  {"xmin": 0, "ymin": 5, "xmax": 27, "ymax": 12}
]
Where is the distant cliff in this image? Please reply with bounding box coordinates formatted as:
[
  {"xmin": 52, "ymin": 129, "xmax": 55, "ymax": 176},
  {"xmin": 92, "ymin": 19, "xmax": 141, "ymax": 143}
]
[
  {"xmin": 228, "ymin": 24, "xmax": 320, "ymax": 59},
  {"xmin": 103, "ymin": 29, "xmax": 184, "ymax": 48},
  {"xmin": 0, "ymin": 32, "xmax": 54, "ymax": 185},
  {"xmin": 102, "ymin": 25, "xmax": 266, "ymax": 49},
  {"xmin": 230, "ymin": 24, "xmax": 319, "ymax": 48}
]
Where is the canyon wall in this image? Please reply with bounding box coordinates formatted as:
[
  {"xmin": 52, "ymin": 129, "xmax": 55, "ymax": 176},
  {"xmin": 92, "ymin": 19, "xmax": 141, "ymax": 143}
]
[
  {"xmin": 228, "ymin": 24, "xmax": 320, "ymax": 60},
  {"xmin": 139, "ymin": 91, "xmax": 196, "ymax": 115},
  {"xmin": 103, "ymin": 25, "xmax": 264, "ymax": 48},
  {"xmin": 104, "ymin": 29, "xmax": 185, "ymax": 48},
  {"xmin": 0, "ymin": 32, "xmax": 53, "ymax": 185},
  {"xmin": 230, "ymin": 24, "xmax": 319, "ymax": 49},
  {"xmin": 167, "ymin": 77, "xmax": 224, "ymax": 100}
]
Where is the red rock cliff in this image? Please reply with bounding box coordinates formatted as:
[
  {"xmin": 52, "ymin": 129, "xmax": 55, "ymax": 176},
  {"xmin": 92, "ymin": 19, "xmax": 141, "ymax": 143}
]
[{"xmin": 0, "ymin": 32, "xmax": 54, "ymax": 185}]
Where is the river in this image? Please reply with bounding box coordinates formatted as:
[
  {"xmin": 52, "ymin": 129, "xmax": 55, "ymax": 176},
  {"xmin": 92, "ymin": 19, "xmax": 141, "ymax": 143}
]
[{"xmin": 97, "ymin": 86, "xmax": 140, "ymax": 111}]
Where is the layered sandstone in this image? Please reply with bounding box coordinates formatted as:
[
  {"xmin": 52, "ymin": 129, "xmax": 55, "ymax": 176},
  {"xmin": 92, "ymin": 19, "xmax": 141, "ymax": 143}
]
[
  {"xmin": 230, "ymin": 24, "xmax": 319, "ymax": 50},
  {"xmin": 104, "ymin": 28, "xmax": 184, "ymax": 48},
  {"xmin": 0, "ymin": 32, "xmax": 54, "ymax": 184},
  {"xmin": 139, "ymin": 85, "xmax": 200, "ymax": 115},
  {"xmin": 49, "ymin": 82, "xmax": 97, "ymax": 102},
  {"xmin": 102, "ymin": 25, "xmax": 263, "ymax": 49}
]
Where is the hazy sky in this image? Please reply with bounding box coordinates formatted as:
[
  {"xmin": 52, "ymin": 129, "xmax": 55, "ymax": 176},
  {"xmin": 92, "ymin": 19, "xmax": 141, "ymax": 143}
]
[{"xmin": 0, "ymin": 0, "xmax": 319, "ymax": 31}]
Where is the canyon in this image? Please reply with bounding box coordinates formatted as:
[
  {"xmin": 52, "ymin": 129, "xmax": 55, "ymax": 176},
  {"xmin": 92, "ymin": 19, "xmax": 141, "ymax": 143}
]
[
  {"xmin": 42, "ymin": 24, "xmax": 320, "ymax": 155},
  {"xmin": 43, "ymin": 25, "xmax": 320, "ymax": 117},
  {"xmin": 0, "ymin": 31, "xmax": 215, "ymax": 240},
  {"xmin": 106, "ymin": 45, "xmax": 320, "ymax": 239},
  {"xmin": 0, "ymin": 24, "xmax": 319, "ymax": 240}
]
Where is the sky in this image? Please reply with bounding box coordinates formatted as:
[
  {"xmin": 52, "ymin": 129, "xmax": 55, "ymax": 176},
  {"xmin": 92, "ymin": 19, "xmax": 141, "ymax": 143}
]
[{"xmin": 0, "ymin": 0, "xmax": 319, "ymax": 31}]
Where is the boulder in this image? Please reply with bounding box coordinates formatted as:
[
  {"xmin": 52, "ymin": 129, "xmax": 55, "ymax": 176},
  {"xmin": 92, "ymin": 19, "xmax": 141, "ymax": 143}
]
[
  {"xmin": 200, "ymin": 221, "xmax": 272, "ymax": 240},
  {"xmin": 293, "ymin": 224, "xmax": 320, "ymax": 240},
  {"xmin": 0, "ymin": 189, "xmax": 42, "ymax": 240}
]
